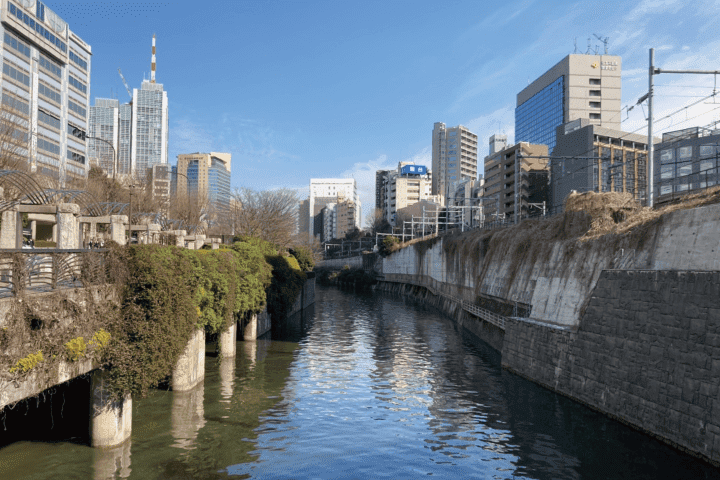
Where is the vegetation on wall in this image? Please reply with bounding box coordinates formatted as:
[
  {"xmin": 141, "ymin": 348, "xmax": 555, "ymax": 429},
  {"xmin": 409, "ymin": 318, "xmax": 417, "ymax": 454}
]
[{"xmin": 1, "ymin": 236, "xmax": 311, "ymax": 401}]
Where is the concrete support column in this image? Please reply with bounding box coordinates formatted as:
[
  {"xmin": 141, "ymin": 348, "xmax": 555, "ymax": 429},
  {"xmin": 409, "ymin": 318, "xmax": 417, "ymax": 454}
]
[
  {"xmin": 243, "ymin": 312, "xmax": 257, "ymax": 341},
  {"xmin": 211, "ymin": 238, "xmax": 220, "ymax": 250},
  {"xmin": 90, "ymin": 369, "xmax": 132, "ymax": 448},
  {"xmin": 147, "ymin": 224, "xmax": 161, "ymax": 244},
  {"xmin": 52, "ymin": 224, "xmax": 57, "ymax": 243},
  {"xmin": 0, "ymin": 208, "xmax": 20, "ymax": 249},
  {"xmin": 174, "ymin": 230, "xmax": 186, "ymax": 248},
  {"xmin": 195, "ymin": 234, "xmax": 206, "ymax": 250},
  {"xmin": 30, "ymin": 220, "xmax": 36, "ymax": 240},
  {"xmin": 171, "ymin": 328, "xmax": 205, "ymax": 391},
  {"xmin": 110, "ymin": 215, "xmax": 127, "ymax": 246},
  {"xmin": 219, "ymin": 321, "xmax": 237, "ymax": 358},
  {"xmin": 88, "ymin": 222, "xmax": 97, "ymax": 241},
  {"xmin": 56, "ymin": 203, "xmax": 80, "ymax": 249}
]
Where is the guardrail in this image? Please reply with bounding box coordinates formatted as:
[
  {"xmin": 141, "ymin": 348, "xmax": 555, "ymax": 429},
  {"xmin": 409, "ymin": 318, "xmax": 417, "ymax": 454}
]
[
  {"xmin": 425, "ymin": 285, "xmax": 506, "ymax": 330},
  {"xmin": 0, "ymin": 249, "xmax": 111, "ymax": 298}
]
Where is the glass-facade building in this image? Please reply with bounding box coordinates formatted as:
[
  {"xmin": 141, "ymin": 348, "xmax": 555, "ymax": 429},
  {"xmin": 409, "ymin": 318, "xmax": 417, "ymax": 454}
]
[
  {"xmin": 177, "ymin": 152, "xmax": 232, "ymax": 217},
  {"xmin": 131, "ymin": 80, "xmax": 168, "ymax": 180},
  {"xmin": 654, "ymin": 129, "xmax": 720, "ymax": 201},
  {"xmin": 515, "ymin": 76, "xmax": 564, "ymax": 154},
  {"xmin": 88, "ymin": 98, "xmax": 118, "ymax": 175}
]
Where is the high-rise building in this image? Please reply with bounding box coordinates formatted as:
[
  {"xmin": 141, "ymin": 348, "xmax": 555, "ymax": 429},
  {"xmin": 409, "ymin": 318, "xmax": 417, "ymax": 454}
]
[
  {"xmin": 131, "ymin": 79, "xmax": 168, "ymax": 180},
  {"xmin": 88, "ymin": 98, "xmax": 118, "ymax": 175},
  {"xmin": 551, "ymin": 118, "xmax": 650, "ymax": 213},
  {"xmin": 375, "ymin": 169, "xmax": 390, "ymax": 210},
  {"xmin": 307, "ymin": 178, "xmax": 361, "ymax": 241},
  {"xmin": 431, "ymin": 123, "xmax": 478, "ymax": 202},
  {"xmin": 149, "ymin": 163, "xmax": 172, "ymax": 210},
  {"xmin": 516, "ymin": 54, "xmax": 621, "ymax": 154},
  {"xmin": 176, "ymin": 152, "xmax": 232, "ymax": 214},
  {"xmin": 1, "ymin": 1, "xmax": 91, "ymax": 187},
  {"xmin": 378, "ymin": 162, "xmax": 439, "ymax": 226}
]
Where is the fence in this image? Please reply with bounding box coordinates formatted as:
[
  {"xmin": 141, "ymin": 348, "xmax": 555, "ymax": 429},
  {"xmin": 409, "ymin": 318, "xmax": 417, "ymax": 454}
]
[{"xmin": 0, "ymin": 249, "xmax": 111, "ymax": 298}]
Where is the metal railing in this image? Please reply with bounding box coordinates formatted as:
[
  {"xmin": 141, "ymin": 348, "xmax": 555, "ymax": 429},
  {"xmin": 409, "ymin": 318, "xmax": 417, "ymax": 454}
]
[
  {"xmin": 426, "ymin": 285, "xmax": 507, "ymax": 330},
  {"xmin": 0, "ymin": 249, "xmax": 111, "ymax": 297}
]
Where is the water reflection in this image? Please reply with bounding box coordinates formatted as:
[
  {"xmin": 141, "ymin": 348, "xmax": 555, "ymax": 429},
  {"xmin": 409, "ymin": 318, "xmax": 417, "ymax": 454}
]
[
  {"xmin": 92, "ymin": 440, "xmax": 131, "ymax": 480},
  {"xmin": 219, "ymin": 357, "xmax": 235, "ymax": 407},
  {"xmin": 170, "ymin": 383, "xmax": 206, "ymax": 453}
]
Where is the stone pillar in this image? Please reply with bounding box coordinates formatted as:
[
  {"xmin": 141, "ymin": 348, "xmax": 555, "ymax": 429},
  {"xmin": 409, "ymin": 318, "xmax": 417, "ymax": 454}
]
[
  {"xmin": 110, "ymin": 215, "xmax": 127, "ymax": 246},
  {"xmin": 52, "ymin": 224, "xmax": 57, "ymax": 243},
  {"xmin": 88, "ymin": 222, "xmax": 97, "ymax": 242},
  {"xmin": 147, "ymin": 224, "xmax": 161, "ymax": 244},
  {"xmin": 171, "ymin": 328, "xmax": 205, "ymax": 391},
  {"xmin": 211, "ymin": 238, "xmax": 220, "ymax": 250},
  {"xmin": 219, "ymin": 321, "xmax": 237, "ymax": 358},
  {"xmin": 56, "ymin": 203, "xmax": 80, "ymax": 249},
  {"xmin": 195, "ymin": 234, "xmax": 206, "ymax": 250},
  {"xmin": 90, "ymin": 369, "xmax": 132, "ymax": 448},
  {"xmin": 243, "ymin": 312, "xmax": 257, "ymax": 341},
  {"xmin": 174, "ymin": 230, "xmax": 186, "ymax": 248},
  {"xmin": 30, "ymin": 220, "xmax": 37, "ymax": 240},
  {"xmin": 0, "ymin": 208, "xmax": 19, "ymax": 249}
]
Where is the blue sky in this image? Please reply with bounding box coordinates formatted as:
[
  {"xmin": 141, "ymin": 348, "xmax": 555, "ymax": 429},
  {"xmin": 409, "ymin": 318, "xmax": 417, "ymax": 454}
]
[{"xmin": 51, "ymin": 0, "xmax": 720, "ymax": 222}]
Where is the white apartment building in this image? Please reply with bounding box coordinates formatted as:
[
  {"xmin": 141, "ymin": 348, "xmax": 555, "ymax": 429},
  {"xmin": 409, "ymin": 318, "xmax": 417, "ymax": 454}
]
[
  {"xmin": 379, "ymin": 162, "xmax": 438, "ymax": 227},
  {"xmin": 1, "ymin": 0, "xmax": 91, "ymax": 187},
  {"xmin": 431, "ymin": 123, "xmax": 479, "ymax": 202},
  {"xmin": 308, "ymin": 178, "xmax": 361, "ymax": 241}
]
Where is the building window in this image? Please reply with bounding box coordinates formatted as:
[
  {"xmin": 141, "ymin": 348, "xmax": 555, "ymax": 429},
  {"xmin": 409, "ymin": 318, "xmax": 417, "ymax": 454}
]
[
  {"xmin": 67, "ymin": 149, "xmax": 86, "ymax": 164},
  {"xmin": 68, "ymin": 99, "xmax": 87, "ymax": 118},
  {"xmin": 69, "ymin": 50, "xmax": 88, "ymax": 71},
  {"xmin": 3, "ymin": 31, "xmax": 30, "ymax": 58},
  {"xmin": 590, "ymin": 113, "xmax": 601, "ymax": 120},
  {"xmin": 39, "ymin": 54, "xmax": 62, "ymax": 79},
  {"xmin": 2, "ymin": 90, "xmax": 29, "ymax": 116},
  {"xmin": 589, "ymin": 101, "xmax": 601, "ymax": 108},
  {"xmin": 589, "ymin": 90, "xmax": 601, "ymax": 96},
  {"xmin": 68, "ymin": 123, "xmax": 86, "ymax": 140},
  {"xmin": 38, "ymin": 109, "xmax": 61, "ymax": 130},
  {"xmin": 2, "ymin": 60, "xmax": 30, "ymax": 89},
  {"xmin": 677, "ymin": 146, "xmax": 692, "ymax": 160},
  {"xmin": 590, "ymin": 78, "xmax": 601, "ymax": 85},
  {"xmin": 38, "ymin": 80, "xmax": 61, "ymax": 104},
  {"xmin": 37, "ymin": 136, "xmax": 60, "ymax": 156},
  {"xmin": 660, "ymin": 149, "xmax": 674, "ymax": 164},
  {"xmin": 69, "ymin": 75, "xmax": 87, "ymax": 94}
]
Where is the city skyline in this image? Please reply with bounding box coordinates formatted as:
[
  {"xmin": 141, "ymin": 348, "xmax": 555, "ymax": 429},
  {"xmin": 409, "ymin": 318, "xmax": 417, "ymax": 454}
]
[{"xmin": 48, "ymin": 0, "xmax": 720, "ymax": 226}]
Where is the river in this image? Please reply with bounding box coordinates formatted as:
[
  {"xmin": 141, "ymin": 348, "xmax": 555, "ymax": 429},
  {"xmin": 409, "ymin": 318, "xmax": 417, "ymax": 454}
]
[{"xmin": 0, "ymin": 285, "xmax": 718, "ymax": 479}]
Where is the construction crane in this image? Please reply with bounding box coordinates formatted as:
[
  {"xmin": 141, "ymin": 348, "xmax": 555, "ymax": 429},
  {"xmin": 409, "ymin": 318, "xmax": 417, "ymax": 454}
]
[{"xmin": 117, "ymin": 68, "xmax": 132, "ymax": 100}]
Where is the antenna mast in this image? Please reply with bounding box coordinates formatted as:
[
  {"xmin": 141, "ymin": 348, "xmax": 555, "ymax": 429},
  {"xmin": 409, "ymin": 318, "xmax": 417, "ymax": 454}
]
[
  {"xmin": 593, "ymin": 34, "xmax": 610, "ymax": 54},
  {"xmin": 151, "ymin": 34, "xmax": 156, "ymax": 83}
]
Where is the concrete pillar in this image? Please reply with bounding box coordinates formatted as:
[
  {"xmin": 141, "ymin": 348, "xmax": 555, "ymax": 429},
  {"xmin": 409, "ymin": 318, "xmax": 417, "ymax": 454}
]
[
  {"xmin": 147, "ymin": 224, "xmax": 161, "ymax": 244},
  {"xmin": 174, "ymin": 230, "xmax": 186, "ymax": 248},
  {"xmin": 89, "ymin": 222, "xmax": 97, "ymax": 241},
  {"xmin": 30, "ymin": 220, "xmax": 36, "ymax": 240},
  {"xmin": 0, "ymin": 208, "xmax": 19, "ymax": 249},
  {"xmin": 195, "ymin": 234, "xmax": 206, "ymax": 250},
  {"xmin": 56, "ymin": 203, "xmax": 80, "ymax": 249},
  {"xmin": 219, "ymin": 321, "xmax": 237, "ymax": 358},
  {"xmin": 171, "ymin": 328, "xmax": 205, "ymax": 391},
  {"xmin": 92, "ymin": 440, "xmax": 131, "ymax": 479},
  {"xmin": 243, "ymin": 312, "xmax": 257, "ymax": 341},
  {"xmin": 90, "ymin": 369, "xmax": 132, "ymax": 448},
  {"xmin": 110, "ymin": 215, "xmax": 127, "ymax": 246},
  {"xmin": 52, "ymin": 224, "xmax": 57, "ymax": 243},
  {"xmin": 211, "ymin": 238, "xmax": 220, "ymax": 250}
]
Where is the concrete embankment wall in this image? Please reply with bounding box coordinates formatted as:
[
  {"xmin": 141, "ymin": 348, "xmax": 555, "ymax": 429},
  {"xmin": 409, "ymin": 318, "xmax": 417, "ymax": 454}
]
[{"xmin": 378, "ymin": 202, "xmax": 720, "ymax": 465}]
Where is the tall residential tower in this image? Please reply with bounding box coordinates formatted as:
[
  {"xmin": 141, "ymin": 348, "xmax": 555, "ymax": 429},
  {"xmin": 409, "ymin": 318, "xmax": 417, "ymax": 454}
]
[{"xmin": 431, "ymin": 123, "xmax": 478, "ymax": 202}]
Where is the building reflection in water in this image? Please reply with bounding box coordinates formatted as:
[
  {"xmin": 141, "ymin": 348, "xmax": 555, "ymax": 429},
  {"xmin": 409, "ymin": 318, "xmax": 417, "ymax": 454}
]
[{"xmin": 92, "ymin": 439, "xmax": 131, "ymax": 480}]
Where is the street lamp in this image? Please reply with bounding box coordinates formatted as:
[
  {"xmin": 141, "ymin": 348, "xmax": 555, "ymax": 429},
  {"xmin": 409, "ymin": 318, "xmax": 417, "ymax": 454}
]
[{"xmin": 85, "ymin": 134, "xmax": 117, "ymax": 181}]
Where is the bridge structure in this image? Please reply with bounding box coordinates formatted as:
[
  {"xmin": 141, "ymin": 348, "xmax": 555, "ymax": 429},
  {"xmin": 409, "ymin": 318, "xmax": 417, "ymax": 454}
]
[{"xmin": 0, "ymin": 169, "xmax": 280, "ymax": 449}]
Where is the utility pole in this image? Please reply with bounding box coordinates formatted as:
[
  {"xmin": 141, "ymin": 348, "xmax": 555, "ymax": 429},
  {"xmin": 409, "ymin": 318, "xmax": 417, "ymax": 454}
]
[{"xmin": 647, "ymin": 48, "xmax": 720, "ymax": 208}]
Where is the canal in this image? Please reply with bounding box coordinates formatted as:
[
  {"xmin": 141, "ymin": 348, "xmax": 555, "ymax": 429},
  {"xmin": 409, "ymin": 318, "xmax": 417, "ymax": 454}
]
[{"xmin": 0, "ymin": 285, "xmax": 718, "ymax": 479}]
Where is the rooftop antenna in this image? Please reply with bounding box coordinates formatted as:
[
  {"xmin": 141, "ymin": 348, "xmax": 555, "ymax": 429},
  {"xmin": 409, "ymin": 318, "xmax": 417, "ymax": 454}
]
[
  {"xmin": 151, "ymin": 34, "xmax": 156, "ymax": 83},
  {"xmin": 574, "ymin": 37, "xmax": 578, "ymax": 54},
  {"xmin": 593, "ymin": 34, "xmax": 610, "ymax": 54},
  {"xmin": 586, "ymin": 37, "xmax": 592, "ymax": 55}
]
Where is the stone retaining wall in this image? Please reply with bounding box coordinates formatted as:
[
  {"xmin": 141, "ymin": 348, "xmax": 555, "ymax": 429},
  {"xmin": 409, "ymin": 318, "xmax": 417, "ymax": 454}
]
[{"xmin": 502, "ymin": 270, "xmax": 720, "ymax": 466}]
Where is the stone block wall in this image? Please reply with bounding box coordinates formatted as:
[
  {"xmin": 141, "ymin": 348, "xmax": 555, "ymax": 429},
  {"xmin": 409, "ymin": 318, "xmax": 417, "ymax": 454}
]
[{"xmin": 502, "ymin": 270, "xmax": 720, "ymax": 465}]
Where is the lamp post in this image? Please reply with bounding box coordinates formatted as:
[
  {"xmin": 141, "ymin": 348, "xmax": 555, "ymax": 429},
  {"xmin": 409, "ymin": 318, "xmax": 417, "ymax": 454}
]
[{"xmin": 85, "ymin": 135, "xmax": 118, "ymax": 181}]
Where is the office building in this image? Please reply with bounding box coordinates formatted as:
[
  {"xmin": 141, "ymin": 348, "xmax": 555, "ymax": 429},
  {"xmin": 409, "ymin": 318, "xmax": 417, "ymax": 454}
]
[
  {"xmin": 375, "ymin": 169, "xmax": 390, "ymax": 210},
  {"xmin": 653, "ymin": 127, "xmax": 720, "ymax": 204},
  {"xmin": 297, "ymin": 198, "xmax": 310, "ymax": 236},
  {"xmin": 431, "ymin": 123, "xmax": 478, "ymax": 201},
  {"xmin": 149, "ymin": 163, "xmax": 171, "ymax": 209},
  {"xmin": 176, "ymin": 152, "xmax": 232, "ymax": 214},
  {"xmin": 88, "ymin": 98, "xmax": 118, "ymax": 175},
  {"xmin": 483, "ymin": 140, "xmax": 548, "ymax": 221},
  {"xmin": 516, "ymin": 54, "xmax": 621, "ymax": 154},
  {"xmin": 449, "ymin": 178, "xmax": 484, "ymax": 228},
  {"xmin": 307, "ymin": 178, "xmax": 361, "ymax": 241},
  {"xmin": 551, "ymin": 118, "xmax": 650, "ymax": 212},
  {"xmin": 1, "ymin": 0, "xmax": 91, "ymax": 187},
  {"xmin": 378, "ymin": 162, "xmax": 439, "ymax": 226},
  {"xmin": 131, "ymin": 79, "xmax": 168, "ymax": 180}
]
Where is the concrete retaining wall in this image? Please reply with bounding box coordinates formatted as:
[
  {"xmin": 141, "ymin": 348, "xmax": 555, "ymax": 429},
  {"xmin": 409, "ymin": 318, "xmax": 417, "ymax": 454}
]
[{"xmin": 316, "ymin": 256, "xmax": 363, "ymax": 269}]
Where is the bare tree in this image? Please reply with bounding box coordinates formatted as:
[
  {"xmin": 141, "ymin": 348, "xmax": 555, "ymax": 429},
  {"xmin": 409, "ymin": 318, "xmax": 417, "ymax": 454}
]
[
  {"xmin": 365, "ymin": 207, "xmax": 391, "ymax": 236},
  {"xmin": 230, "ymin": 188, "xmax": 298, "ymax": 248}
]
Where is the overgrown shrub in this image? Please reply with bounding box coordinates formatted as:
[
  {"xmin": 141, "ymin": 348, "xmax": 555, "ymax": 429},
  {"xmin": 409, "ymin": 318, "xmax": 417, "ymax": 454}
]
[
  {"xmin": 379, "ymin": 235, "xmax": 400, "ymax": 257},
  {"xmin": 265, "ymin": 255, "xmax": 306, "ymax": 320},
  {"xmin": 290, "ymin": 245, "xmax": 315, "ymax": 271}
]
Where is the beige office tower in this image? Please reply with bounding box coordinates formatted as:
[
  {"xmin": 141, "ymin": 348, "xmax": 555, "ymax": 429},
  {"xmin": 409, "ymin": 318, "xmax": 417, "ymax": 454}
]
[
  {"xmin": 516, "ymin": 54, "xmax": 621, "ymax": 154},
  {"xmin": 176, "ymin": 152, "xmax": 232, "ymax": 213},
  {"xmin": 431, "ymin": 123, "xmax": 478, "ymax": 202},
  {"xmin": 308, "ymin": 178, "xmax": 361, "ymax": 241}
]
